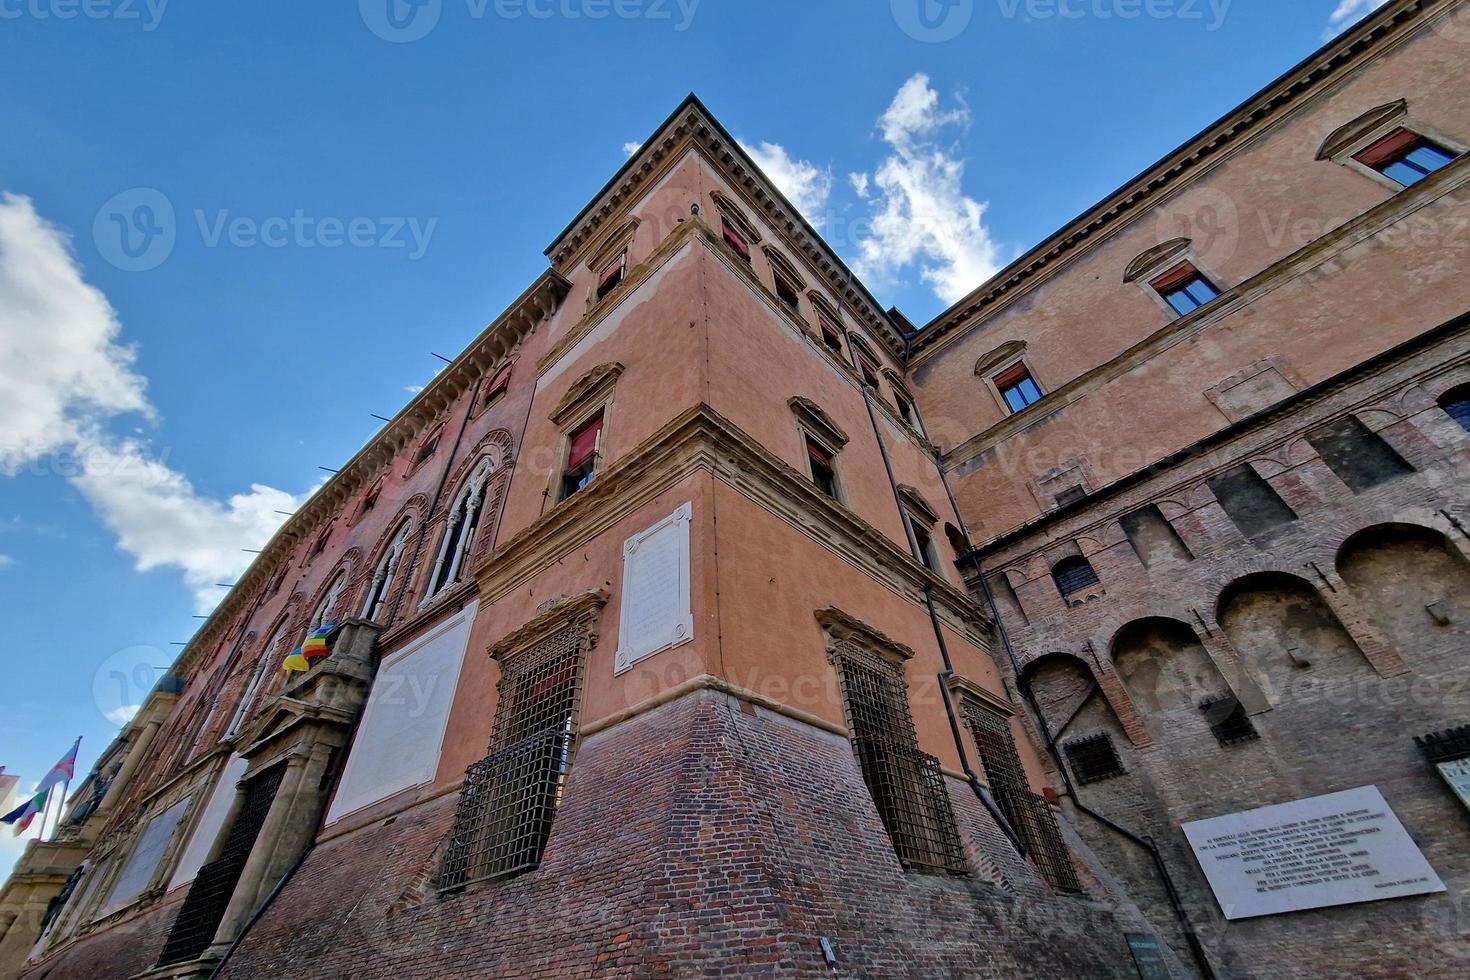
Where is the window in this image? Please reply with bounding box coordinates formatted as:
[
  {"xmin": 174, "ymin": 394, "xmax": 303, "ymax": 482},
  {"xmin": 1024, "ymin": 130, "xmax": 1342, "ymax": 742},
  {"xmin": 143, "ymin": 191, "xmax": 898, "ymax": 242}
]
[
  {"xmin": 1207, "ymin": 464, "xmax": 1298, "ymax": 539},
  {"xmin": 773, "ymin": 271, "xmax": 801, "ymax": 311},
  {"xmin": 1051, "ymin": 556, "xmax": 1100, "ymax": 599},
  {"xmin": 1199, "ymin": 695, "xmax": 1259, "ymax": 747},
  {"xmin": 358, "ymin": 480, "xmax": 382, "ymax": 520},
  {"xmin": 1063, "ymin": 733, "xmax": 1126, "ymax": 784},
  {"xmin": 361, "ymin": 521, "xmax": 414, "ymax": 623},
  {"xmin": 889, "ymin": 380, "xmax": 922, "ymax": 432},
  {"xmin": 1305, "ymin": 416, "xmax": 1413, "ymax": 492},
  {"xmin": 1054, "ymin": 485, "xmax": 1087, "ymax": 508},
  {"xmin": 560, "ymin": 412, "xmax": 603, "ymax": 501},
  {"xmin": 413, "ymin": 427, "xmax": 443, "ymax": 469},
  {"xmin": 224, "ymin": 625, "xmax": 288, "ymax": 738},
  {"xmin": 722, "ymin": 219, "xmax": 751, "ymax": 262},
  {"xmin": 1151, "ymin": 262, "xmax": 1221, "ymax": 317},
  {"xmin": 1355, "ymin": 128, "xmax": 1459, "ymax": 187},
  {"xmin": 480, "ymin": 363, "xmax": 512, "ymax": 413},
  {"xmin": 859, "ymin": 358, "xmax": 881, "ymax": 390},
  {"xmin": 964, "ymin": 703, "xmax": 1080, "ymax": 891},
  {"xmin": 819, "ymin": 317, "xmax": 843, "ymax": 354},
  {"xmin": 827, "ymin": 632, "xmax": 967, "ymax": 874},
  {"xmin": 595, "ymin": 250, "xmax": 626, "ymax": 302},
  {"xmin": 1439, "ymin": 386, "xmax": 1470, "ymax": 431},
  {"xmin": 910, "ymin": 520, "xmax": 938, "ymax": 572},
  {"xmin": 309, "ymin": 572, "xmax": 347, "ymax": 633},
  {"xmin": 898, "ymin": 486, "xmax": 941, "ymax": 573},
  {"xmin": 994, "ymin": 363, "xmax": 1043, "ymax": 414},
  {"xmin": 439, "ymin": 593, "xmax": 605, "ymax": 892},
  {"xmin": 427, "ymin": 457, "xmax": 497, "ymax": 599},
  {"xmin": 309, "ymin": 527, "xmax": 331, "ymax": 560},
  {"xmin": 806, "ymin": 437, "xmax": 839, "ymax": 499}
]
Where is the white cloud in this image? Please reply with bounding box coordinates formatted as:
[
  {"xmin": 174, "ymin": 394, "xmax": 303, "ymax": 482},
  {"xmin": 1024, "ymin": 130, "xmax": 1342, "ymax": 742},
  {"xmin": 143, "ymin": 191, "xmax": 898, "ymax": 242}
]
[
  {"xmin": 404, "ymin": 384, "xmax": 425, "ymax": 394},
  {"xmin": 849, "ymin": 172, "xmax": 871, "ymax": 199},
  {"xmin": 0, "ymin": 193, "xmax": 305, "ymax": 614},
  {"xmin": 739, "ymin": 140, "xmax": 833, "ymax": 227},
  {"xmin": 0, "ymin": 554, "xmax": 12, "ymax": 569},
  {"xmin": 850, "ymin": 74, "xmax": 1002, "ymax": 306},
  {"xmin": 1324, "ymin": 0, "xmax": 1388, "ymax": 39},
  {"xmin": 106, "ymin": 704, "xmax": 141, "ymax": 726},
  {"xmin": 0, "ymin": 194, "xmax": 151, "ymax": 474},
  {"xmin": 622, "ymin": 141, "xmax": 642, "ymax": 157}
]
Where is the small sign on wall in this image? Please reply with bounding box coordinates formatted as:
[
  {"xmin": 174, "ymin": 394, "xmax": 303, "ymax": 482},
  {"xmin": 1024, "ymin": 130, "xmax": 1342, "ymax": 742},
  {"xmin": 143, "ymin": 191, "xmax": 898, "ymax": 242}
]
[
  {"xmin": 1436, "ymin": 758, "xmax": 1470, "ymax": 812},
  {"xmin": 1182, "ymin": 785, "xmax": 1444, "ymax": 920},
  {"xmin": 615, "ymin": 502, "xmax": 694, "ymax": 675}
]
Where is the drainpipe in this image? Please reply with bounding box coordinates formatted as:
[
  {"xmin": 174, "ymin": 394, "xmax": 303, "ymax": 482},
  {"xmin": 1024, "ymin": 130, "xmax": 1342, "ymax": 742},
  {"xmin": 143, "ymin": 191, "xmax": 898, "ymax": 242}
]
[
  {"xmin": 931, "ymin": 468, "xmax": 1217, "ymax": 980},
  {"xmin": 831, "ymin": 278, "xmax": 1026, "ymax": 858}
]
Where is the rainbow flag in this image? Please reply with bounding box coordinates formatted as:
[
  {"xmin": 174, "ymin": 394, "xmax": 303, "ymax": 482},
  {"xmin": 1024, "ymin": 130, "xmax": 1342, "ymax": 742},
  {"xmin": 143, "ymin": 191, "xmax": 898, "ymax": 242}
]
[{"xmin": 302, "ymin": 624, "xmax": 334, "ymax": 660}]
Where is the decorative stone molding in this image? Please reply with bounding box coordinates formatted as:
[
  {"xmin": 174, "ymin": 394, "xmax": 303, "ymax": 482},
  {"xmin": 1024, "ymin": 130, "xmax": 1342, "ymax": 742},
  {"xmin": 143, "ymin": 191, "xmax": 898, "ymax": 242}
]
[
  {"xmin": 815, "ymin": 606, "xmax": 916, "ymax": 663},
  {"xmin": 947, "ymin": 674, "xmax": 1016, "ymax": 719},
  {"xmin": 763, "ymin": 245, "xmax": 806, "ymax": 287},
  {"xmin": 709, "ymin": 189, "xmax": 762, "ymax": 244},
  {"xmin": 788, "ymin": 396, "xmax": 849, "ymax": 449},
  {"xmin": 584, "ymin": 216, "xmax": 640, "ymax": 272},
  {"xmin": 1316, "ymin": 100, "xmax": 1408, "ymax": 160},
  {"xmin": 896, "ymin": 485, "xmax": 939, "ymax": 526},
  {"xmin": 1123, "ymin": 238, "xmax": 1192, "ymax": 283},
  {"xmin": 550, "ymin": 363, "xmax": 625, "ymax": 427},
  {"xmin": 489, "ymin": 589, "xmax": 610, "ymax": 664}
]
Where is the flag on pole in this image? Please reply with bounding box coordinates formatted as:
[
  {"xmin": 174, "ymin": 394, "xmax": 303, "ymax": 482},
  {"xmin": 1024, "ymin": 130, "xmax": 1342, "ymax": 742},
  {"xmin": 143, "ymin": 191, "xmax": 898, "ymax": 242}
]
[
  {"xmin": 2, "ymin": 789, "xmax": 48, "ymax": 836},
  {"xmin": 37, "ymin": 738, "xmax": 81, "ymax": 797}
]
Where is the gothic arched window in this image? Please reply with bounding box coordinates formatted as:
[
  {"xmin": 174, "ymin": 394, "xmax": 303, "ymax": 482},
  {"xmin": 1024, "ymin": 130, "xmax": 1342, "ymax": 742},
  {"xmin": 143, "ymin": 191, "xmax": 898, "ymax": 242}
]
[
  {"xmin": 361, "ymin": 521, "xmax": 414, "ymax": 624},
  {"xmin": 426, "ymin": 458, "xmax": 497, "ymax": 601}
]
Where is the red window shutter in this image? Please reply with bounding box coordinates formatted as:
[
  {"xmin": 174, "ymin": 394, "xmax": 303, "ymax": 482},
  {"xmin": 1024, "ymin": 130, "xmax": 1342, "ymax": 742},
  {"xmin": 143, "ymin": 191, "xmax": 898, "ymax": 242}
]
[
  {"xmin": 820, "ymin": 319, "xmax": 840, "ymax": 344},
  {"xmin": 1149, "ymin": 261, "xmax": 1198, "ymax": 294},
  {"xmin": 567, "ymin": 414, "xmax": 603, "ymax": 470},
  {"xmin": 598, "ymin": 253, "xmax": 627, "ymax": 291},
  {"xmin": 487, "ymin": 364, "xmax": 511, "ymax": 397},
  {"xmin": 1353, "ymin": 128, "xmax": 1422, "ymax": 169},
  {"xmin": 993, "ymin": 363, "xmax": 1031, "ymax": 390},
  {"xmin": 723, "ymin": 221, "xmax": 750, "ymax": 260},
  {"xmin": 807, "ymin": 439, "xmax": 833, "ymax": 467}
]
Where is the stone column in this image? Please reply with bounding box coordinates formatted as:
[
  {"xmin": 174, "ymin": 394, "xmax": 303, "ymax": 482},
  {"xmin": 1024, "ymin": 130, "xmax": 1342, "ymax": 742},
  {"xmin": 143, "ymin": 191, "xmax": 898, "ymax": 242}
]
[{"xmin": 90, "ymin": 717, "xmax": 163, "ymax": 824}]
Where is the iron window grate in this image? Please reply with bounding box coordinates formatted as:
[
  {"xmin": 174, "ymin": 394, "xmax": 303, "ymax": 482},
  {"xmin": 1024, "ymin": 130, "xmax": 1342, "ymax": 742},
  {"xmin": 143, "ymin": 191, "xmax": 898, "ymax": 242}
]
[
  {"xmin": 833, "ymin": 649, "xmax": 967, "ymax": 875},
  {"xmin": 438, "ymin": 624, "xmax": 588, "ymax": 893},
  {"xmin": 966, "ymin": 706, "xmax": 1081, "ymax": 892},
  {"xmin": 1200, "ymin": 696, "xmax": 1260, "ymax": 747},
  {"xmin": 1052, "ymin": 558, "xmax": 1100, "ymax": 598},
  {"xmin": 158, "ymin": 765, "xmax": 284, "ymax": 967},
  {"xmin": 1415, "ymin": 724, "xmax": 1470, "ymax": 763},
  {"xmin": 1064, "ymin": 733, "xmax": 1126, "ymax": 785}
]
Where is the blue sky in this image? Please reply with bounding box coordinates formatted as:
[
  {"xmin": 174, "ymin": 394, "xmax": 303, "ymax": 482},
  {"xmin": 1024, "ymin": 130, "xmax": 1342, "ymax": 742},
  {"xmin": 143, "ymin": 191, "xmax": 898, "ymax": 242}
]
[{"xmin": 0, "ymin": 0, "xmax": 1386, "ymax": 872}]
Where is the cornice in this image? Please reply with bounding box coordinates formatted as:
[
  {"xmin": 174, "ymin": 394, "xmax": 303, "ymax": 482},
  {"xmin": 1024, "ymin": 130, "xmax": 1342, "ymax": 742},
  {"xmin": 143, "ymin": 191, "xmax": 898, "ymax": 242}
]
[
  {"xmin": 911, "ymin": 0, "xmax": 1448, "ymax": 362},
  {"xmin": 470, "ymin": 404, "xmax": 992, "ymax": 645},
  {"xmin": 815, "ymin": 606, "xmax": 917, "ymax": 661},
  {"xmin": 544, "ymin": 96, "xmax": 908, "ymax": 358},
  {"xmin": 488, "ymin": 588, "xmax": 609, "ymax": 662},
  {"xmin": 167, "ymin": 270, "xmax": 568, "ymax": 684}
]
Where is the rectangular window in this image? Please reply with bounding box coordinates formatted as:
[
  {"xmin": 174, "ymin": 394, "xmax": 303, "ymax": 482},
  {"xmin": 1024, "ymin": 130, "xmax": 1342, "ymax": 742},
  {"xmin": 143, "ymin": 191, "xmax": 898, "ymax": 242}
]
[
  {"xmin": 560, "ymin": 412, "xmax": 603, "ymax": 501},
  {"xmin": 1305, "ymin": 416, "xmax": 1413, "ymax": 492},
  {"xmin": 893, "ymin": 389, "xmax": 920, "ymax": 430},
  {"xmin": 1200, "ymin": 695, "xmax": 1259, "ymax": 747},
  {"xmin": 806, "ymin": 437, "xmax": 839, "ymax": 499},
  {"xmin": 1151, "ymin": 262, "xmax": 1221, "ymax": 317},
  {"xmin": 819, "ymin": 318, "xmax": 843, "ymax": 354},
  {"xmin": 482, "ymin": 363, "xmax": 512, "ymax": 411},
  {"xmin": 965, "ymin": 706, "xmax": 1080, "ymax": 891},
  {"xmin": 774, "ymin": 272, "xmax": 801, "ymax": 310},
  {"xmin": 722, "ymin": 220, "xmax": 751, "ymax": 262},
  {"xmin": 859, "ymin": 358, "xmax": 881, "ymax": 390},
  {"xmin": 907, "ymin": 513, "xmax": 938, "ymax": 572},
  {"xmin": 439, "ymin": 621, "xmax": 591, "ymax": 891},
  {"xmin": 414, "ymin": 430, "xmax": 442, "ymax": 468},
  {"xmin": 994, "ymin": 363, "xmax": 1043, "ymax": 414},
  {"xmin": 831, "ymin": 649, "xmax": 967, "ymax": 874},
  {"xmin": 1063, "ymin": 733, "xmax": 1126, "ymax": 784},
  {"xmin": 1207, "ymin": 464, "xmax": 1297, "ymax": 539},
  {"xmin": 1355, "ymin": 128, "xmax": 1459, "ymax": 187},
  {"xmin": 595, "ymin": 252, "xmax": 626, "ymax": 302}
]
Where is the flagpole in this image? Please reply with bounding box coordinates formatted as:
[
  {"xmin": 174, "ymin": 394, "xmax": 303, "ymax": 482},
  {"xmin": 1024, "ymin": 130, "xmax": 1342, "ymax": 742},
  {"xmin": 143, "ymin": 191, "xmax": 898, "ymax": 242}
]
[{"xmin": 45, "ymin": 778, "xmax": 70, "ymax": 842}]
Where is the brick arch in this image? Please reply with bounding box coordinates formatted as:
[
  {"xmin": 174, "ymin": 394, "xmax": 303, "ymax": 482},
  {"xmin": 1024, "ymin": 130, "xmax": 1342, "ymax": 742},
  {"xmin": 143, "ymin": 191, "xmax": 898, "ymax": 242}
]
[
  {"xmin": 1023, "ymin": 652, "xmax": 1143, "ymax": 755},
  {"xmin": 1217, "ymin": 571, "xmax": 1374, "ymax": 697},
  {"xmin": 298, "ymin": 549, "xmax": 362, "ymax": 634},
  {"xmin": 1109, "ymin": 616, "xmax": 1231, "ymax": 742}
]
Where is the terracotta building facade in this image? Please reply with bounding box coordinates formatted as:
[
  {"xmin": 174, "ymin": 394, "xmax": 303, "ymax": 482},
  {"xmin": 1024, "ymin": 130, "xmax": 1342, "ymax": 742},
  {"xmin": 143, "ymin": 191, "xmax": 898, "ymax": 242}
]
[{"xmin": 4, "ymin": 1, "xmax": 1470, "ymax": 977}]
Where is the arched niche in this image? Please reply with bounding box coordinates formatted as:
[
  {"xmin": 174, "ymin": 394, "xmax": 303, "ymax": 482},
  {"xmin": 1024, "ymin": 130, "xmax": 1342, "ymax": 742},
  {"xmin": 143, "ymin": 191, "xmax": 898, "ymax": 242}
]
[
  {"xmin": 1111, "ymin": 617, "xmax": 1230, "ymax": 740},
  {"xmin": 1337, "ymin": 523, "xmax": 1470, "ymax": 667},
  {"xmin": 1217, "ymin": 572, "xmax": 1371, "ymax": 701}
]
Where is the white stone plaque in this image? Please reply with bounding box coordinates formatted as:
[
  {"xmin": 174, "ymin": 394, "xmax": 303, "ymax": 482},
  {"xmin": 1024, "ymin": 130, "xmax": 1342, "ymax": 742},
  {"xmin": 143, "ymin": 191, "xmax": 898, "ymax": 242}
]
[
  {"xmin": 615, "ymin": 502, "xmax": 694, "ymax": 674},
  {"xmin": 1182, "ymin": 785, "xmax": 1445, "ymax": 920},
  {"xmin": 1436, "ymin": 758, "xmax": 1470, "ymax": 813}
]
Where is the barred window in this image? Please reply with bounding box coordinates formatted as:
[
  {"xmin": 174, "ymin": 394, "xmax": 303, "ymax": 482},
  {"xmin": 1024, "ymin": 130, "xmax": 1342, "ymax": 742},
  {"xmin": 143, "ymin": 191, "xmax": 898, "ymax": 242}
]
[
  {"xmin": 1064, "ymin": 733, "xmax": 1126, "ymax": 785},
  {"xmin": 965, "ymin": 703, "xmax": 1081, "ymax": 892},
  {"xmin": 439, "ymin": 595, "xmax": 603, "ymax": 892},
  {"xmin": 1200, "ymin": 695, "xmax": 1259, "ymax": 747},
  {"xmin": 1052, "ymin": 556, "xmax": 1100, "ymax": 599},
  {"xmin": 830, "ymin": 643, "xmax": 966, "ymax": 875}
]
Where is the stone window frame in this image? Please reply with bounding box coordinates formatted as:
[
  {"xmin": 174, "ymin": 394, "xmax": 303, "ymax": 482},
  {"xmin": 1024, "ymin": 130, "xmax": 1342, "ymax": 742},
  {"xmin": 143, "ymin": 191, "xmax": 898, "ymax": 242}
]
[
  {"xmin": 847, "ymin": 333, "xmax": 885, "ymax": 396},
  {"xmin": 407, "ymin": 421, "xmax": 447, "ymax": 476},
  {"xmin": 897, "ymin": 485, "xmax": 942, "ymax": 573},
  {"xmin": 883, "ymin": 369, "xmax": 925, "ymax": 435},
  {"xmin": 1315, "ymin": 100, "xmax": 1467, "ymax": 193},
  {"xmin": 762, "ymin": 245, "xmax": 807, "ymax": 316},
  {"xmin": 470, "ymin": 359, "xmax": 516, "ymax": 420},
  {"xmin": 789, "ymin": 396, "xmax": 849, "ymax": 504},
  {"xmin": 808, "ymin": 291, "xmax": 847, "ymax": 358},
  {"xmin": 711, "ymin": 189, "xmax": 762, "ymax": 265},
  {"xmin": 225, "ymin": 617, "xmax": 292, "ymax": 740},
  {"xmin": 1123, "ymin": 237, "xmax": 1228, "ymax": 322},
  {"xmin": 547, "ymin": 362, "xmax": 623, "ymax": 505},
  {"xmin": 422, "ymin": 454, "xmax": 500, "ymax": 604},
  {"xmin": 360, "ymin": 518, "xmax": 415, "ymax": 623},
  {"xmin": 583, "ymin": 216, "xmax": 640, "ymax": 311},
  {"xmin": 975, "ymin": 341, "xmax": 1048, "ymax": 418}
]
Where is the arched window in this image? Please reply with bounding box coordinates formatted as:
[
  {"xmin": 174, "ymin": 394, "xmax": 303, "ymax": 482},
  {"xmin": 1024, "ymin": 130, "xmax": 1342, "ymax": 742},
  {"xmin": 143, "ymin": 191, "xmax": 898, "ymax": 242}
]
[
  {"xmin": 1439, "ymin": 384, "xmax": 1470, "ymax": 432},
  {"xmin": 225, "ymin": 623, "xmax": 289, "ymax": 738},
  {"xmin": 426, "ymin": 457, "xmax": 496, "ymax": 601},
  {"xmin": 361, "ymin": 521, "xmax": 414, "ymax": 624},
  {"xmin": 310, "ymin": 572, "xmax": 348, "ymax": 632},
  {"xmin": 1052, "ymin": 556, "xmax": 1101, "ymax": 599}
]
